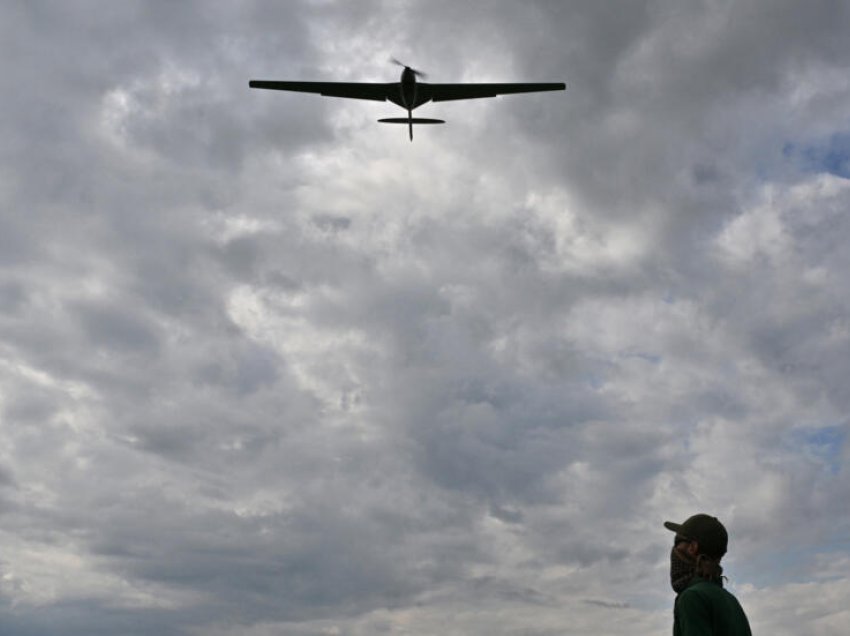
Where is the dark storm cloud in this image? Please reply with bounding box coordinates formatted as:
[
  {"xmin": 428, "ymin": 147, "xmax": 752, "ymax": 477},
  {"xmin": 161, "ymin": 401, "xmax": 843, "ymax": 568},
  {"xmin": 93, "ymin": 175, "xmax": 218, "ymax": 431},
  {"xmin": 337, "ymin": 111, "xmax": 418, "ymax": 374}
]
[{"xmin": 71, "ymin": 300, "xmax": 161, "ymax": 353}]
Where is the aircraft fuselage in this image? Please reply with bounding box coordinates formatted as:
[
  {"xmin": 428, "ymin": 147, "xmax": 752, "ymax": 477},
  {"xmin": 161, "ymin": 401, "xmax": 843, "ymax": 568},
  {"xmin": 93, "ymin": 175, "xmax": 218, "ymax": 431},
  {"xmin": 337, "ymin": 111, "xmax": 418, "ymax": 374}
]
[
  {"xmin": 389, "ymin": 66, "xmax": 431, "ymax": 112},
  {"xmin": 399, "ymin": 67, "xmax": 417, "ymax": 110},
  {"xmin": 389, "ymin": 66, "xmax": 430, "ymax": 140}
]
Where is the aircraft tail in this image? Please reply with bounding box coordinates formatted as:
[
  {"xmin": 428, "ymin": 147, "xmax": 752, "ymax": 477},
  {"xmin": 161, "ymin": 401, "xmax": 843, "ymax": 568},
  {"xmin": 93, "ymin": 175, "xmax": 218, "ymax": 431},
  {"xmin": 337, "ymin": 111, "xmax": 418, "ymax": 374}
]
[
  {"xmin": 378, "ymin": 117, "xmax": 445, "ymax": 141},
  {"xmin": 377, "ymin": 118, "xmax": 446, "ymax": 124}
]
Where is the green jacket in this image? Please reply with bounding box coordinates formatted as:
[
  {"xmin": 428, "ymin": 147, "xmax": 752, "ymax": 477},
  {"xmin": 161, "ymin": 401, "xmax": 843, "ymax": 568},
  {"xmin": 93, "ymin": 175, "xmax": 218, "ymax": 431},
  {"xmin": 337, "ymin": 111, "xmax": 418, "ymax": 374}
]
[{"xmin": 673, "ymin": 577, "xmax": 752, "ymax": 636}]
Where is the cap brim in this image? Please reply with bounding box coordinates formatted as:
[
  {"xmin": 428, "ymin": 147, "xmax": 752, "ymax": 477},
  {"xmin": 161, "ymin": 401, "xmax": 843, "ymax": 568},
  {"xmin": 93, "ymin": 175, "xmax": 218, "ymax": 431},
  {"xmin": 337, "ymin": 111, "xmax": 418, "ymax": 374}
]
[{"xmin": 664, "ymin": 521, "xmax": 683, "ymax": 533}]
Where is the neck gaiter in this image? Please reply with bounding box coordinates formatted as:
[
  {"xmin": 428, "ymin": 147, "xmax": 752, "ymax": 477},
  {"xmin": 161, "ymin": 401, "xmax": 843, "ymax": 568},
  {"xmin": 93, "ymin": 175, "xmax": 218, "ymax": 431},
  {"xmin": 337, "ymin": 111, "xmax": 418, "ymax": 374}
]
[{"xmin": 670, "ymin": 547, "xmax": 696, "ymax": 594}]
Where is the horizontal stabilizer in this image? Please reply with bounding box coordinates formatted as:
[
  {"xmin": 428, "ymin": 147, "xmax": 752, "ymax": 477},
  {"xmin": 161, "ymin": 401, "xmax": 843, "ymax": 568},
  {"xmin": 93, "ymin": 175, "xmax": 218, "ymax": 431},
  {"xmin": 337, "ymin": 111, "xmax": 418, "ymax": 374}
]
[{"xmin": 378, "ymin": 117, "xmax": 445, "ymax": 124}]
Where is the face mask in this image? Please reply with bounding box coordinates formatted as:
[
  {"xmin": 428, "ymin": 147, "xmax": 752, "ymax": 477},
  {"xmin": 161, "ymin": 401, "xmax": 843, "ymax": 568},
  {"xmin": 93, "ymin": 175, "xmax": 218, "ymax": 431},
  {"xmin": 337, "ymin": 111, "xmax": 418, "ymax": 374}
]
[{"xmin": 670, "ymin": 546, "xmax": 695, "ymax": 593}]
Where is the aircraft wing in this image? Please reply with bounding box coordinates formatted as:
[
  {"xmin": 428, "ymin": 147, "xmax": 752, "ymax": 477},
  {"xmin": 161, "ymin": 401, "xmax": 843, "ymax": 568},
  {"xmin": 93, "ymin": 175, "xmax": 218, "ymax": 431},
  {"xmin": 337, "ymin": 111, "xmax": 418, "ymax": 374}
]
[
  {"xmin": 249, "ymin": 80, "xmax": 391, "ymax": 102},
  {"xmin": 426, "ymin": 82, "xmax": 565, "ymax": 102}
]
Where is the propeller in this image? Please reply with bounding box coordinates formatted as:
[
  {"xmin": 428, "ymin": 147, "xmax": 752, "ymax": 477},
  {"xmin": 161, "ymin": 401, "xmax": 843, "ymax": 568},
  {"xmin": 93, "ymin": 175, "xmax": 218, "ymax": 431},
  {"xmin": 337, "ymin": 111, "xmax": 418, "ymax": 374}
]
[{"xmin": 390, "ymin": 57, "xmax": 427, "ymax": 79}]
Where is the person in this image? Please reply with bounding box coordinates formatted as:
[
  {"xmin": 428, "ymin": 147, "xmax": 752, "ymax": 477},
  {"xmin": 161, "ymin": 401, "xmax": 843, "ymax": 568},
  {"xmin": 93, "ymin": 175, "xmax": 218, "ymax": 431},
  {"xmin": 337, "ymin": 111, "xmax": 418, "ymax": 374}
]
[{"xmin": 664, "ymin": 514, "xmax": 752, "ymax": 636}]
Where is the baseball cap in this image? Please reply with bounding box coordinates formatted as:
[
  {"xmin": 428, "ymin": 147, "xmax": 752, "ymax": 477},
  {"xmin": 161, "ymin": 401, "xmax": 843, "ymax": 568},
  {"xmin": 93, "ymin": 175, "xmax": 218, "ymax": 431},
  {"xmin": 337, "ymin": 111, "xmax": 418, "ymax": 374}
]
[{"xmin": 664, "ymin": 514, "xmax": 728, "ymax": 558}]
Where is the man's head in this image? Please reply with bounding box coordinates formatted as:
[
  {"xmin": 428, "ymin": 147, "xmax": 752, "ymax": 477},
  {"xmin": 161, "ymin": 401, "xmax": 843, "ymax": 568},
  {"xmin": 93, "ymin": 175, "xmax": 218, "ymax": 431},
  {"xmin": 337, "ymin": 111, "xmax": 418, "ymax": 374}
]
[
  {"xmin": 664, "ymin": 514, "xmax": 728, "ymax": 559},
  {"xmin": 665, "ymin": 514, "xmax": 728, "ymax": 592}
]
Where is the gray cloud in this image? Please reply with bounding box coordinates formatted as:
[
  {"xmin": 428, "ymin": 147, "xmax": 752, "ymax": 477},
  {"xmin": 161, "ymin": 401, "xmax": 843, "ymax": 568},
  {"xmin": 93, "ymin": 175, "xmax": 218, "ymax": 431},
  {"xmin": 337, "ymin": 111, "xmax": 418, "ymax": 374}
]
[{"xmin": 2, "ymin": 2, "xmax": 850, "ymax": 635}]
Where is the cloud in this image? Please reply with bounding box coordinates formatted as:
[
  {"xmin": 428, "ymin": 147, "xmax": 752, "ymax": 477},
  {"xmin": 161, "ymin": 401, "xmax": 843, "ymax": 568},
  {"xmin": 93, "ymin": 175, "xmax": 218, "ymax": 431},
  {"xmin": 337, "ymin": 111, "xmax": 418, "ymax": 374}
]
[{"xmin": 2, "ymin": 2, "xmax": 850, "ymax": 635}]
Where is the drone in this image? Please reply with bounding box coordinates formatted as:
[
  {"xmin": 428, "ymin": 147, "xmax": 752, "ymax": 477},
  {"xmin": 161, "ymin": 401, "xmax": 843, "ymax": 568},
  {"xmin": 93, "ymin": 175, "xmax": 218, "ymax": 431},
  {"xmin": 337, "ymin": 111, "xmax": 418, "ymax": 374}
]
[{"xmin": 250, "ymin": 59, "xmax": 565, "ymax": 141}]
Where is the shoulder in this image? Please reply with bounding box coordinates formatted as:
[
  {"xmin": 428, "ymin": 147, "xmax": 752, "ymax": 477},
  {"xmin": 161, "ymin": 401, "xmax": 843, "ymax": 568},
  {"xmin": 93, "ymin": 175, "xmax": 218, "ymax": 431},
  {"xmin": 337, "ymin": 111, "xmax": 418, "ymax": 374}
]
[
  {"xmin": 675, "ymin": 581, "xmax": 727, "ymax": 613},
  {"xmin": 676, "ymin": 584, "xmax": 712, "ymax": 620},
  {"xmin": 687, "ymin": 580, "xmax": 723, "ymax": 593},
  {"xmin": 677, "ymin": 581, "xmax": 752, "ymax": 635},
  {"xmin": 690, "ymin": 581, "xmax": 744, "ymax": 604},
  {"xmin": 678, "ymin": 580, "xmax": 720, "ymax": 600}
]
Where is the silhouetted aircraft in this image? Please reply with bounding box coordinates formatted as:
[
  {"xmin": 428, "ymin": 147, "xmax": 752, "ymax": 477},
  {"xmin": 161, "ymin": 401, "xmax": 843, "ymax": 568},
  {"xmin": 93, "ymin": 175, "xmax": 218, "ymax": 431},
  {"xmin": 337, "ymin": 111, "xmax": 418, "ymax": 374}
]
[{"xmin": 249, "ymin": 60, "xmax": 565, "ymax": 141}]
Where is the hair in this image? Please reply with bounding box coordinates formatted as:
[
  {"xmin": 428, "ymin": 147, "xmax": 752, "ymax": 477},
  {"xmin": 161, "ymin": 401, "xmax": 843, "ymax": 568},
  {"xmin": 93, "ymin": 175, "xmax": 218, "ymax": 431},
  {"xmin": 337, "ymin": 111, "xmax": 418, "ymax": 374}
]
[{"xmin": 695, "ymin": 554, "xmax": 726, "ymax": 585}]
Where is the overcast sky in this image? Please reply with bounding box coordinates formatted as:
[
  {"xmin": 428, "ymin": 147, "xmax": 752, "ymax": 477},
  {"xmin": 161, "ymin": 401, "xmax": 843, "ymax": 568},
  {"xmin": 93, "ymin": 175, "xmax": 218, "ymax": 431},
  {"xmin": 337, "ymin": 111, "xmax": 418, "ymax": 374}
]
[{"xmin": 2, "ymin": 1, "xmax": 850, "ymax": 634}]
